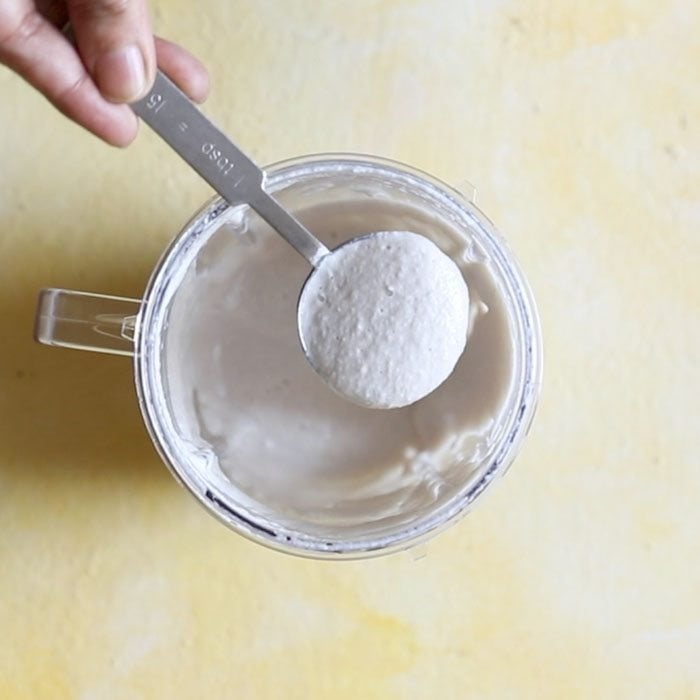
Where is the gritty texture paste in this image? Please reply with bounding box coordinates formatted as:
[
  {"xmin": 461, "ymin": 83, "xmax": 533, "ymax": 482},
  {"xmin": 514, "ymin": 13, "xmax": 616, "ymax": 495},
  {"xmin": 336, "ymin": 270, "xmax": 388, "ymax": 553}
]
[
  {"xmin": 298, "ymin": 230, "xmax": 470, "ymax": 409},
  {"xmin": 164, "ymin": 197, "xmax": 515, "ymax": 537}
]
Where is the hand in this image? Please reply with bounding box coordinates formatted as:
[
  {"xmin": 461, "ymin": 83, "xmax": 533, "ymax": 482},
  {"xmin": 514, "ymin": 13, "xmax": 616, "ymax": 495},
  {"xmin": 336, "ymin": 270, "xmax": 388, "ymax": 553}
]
[{"xmin": 0, "ymin": 0, "xmax": 209, "ymax": 146}]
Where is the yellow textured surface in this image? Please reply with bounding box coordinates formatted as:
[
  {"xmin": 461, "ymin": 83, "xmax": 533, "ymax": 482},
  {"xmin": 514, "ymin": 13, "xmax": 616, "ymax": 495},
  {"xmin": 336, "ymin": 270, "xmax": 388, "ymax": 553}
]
[{"xmin": 1, "ymin": 1, "xmax": 699, "ymax": 697}]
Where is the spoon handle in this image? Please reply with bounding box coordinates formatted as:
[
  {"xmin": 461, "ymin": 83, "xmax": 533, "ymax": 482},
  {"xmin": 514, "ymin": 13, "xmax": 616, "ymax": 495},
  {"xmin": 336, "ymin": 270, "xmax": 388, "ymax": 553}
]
[{"xmin": 132, "ymin": 71, "xmax": 329, "ymax": 266}]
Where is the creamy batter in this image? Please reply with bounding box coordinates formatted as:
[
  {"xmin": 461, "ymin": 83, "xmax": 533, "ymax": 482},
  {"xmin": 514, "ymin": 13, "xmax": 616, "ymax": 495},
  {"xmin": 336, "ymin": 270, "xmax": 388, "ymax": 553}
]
[
  {"xmin": 164, "ymin": 196, "xmax": 516, "ymax": 537},
  {"xmin": 298, "ymin": 230, "xmax": 470, "ymax": 409}
]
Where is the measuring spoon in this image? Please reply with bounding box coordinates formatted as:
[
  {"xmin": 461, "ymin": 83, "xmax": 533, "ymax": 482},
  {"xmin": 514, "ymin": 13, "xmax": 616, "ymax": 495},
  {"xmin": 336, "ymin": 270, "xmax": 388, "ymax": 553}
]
[{"xmin": 131, "ymin": 71, "xmax": 469, "ymax": 409}]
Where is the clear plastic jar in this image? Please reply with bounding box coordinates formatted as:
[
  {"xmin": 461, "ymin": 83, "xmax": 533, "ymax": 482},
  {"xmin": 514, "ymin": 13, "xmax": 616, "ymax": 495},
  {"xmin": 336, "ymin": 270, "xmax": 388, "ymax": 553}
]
[{"xmin": 36, "ymin": 154, "xmax": 542, "ymax": 559}]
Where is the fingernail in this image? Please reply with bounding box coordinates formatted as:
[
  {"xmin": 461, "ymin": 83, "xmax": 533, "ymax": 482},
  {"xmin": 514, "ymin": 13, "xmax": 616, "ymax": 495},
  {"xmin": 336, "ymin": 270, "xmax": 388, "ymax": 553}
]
[{"xmin": 95, "ymin": 44, "xmax": 146, "ymax": 103}]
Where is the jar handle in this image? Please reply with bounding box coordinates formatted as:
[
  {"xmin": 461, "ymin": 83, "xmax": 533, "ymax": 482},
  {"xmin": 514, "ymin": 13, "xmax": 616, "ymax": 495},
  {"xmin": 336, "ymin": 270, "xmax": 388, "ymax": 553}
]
[{"xmin": 34, "ymin": 288, "xmax": 141, "ymax": 357}]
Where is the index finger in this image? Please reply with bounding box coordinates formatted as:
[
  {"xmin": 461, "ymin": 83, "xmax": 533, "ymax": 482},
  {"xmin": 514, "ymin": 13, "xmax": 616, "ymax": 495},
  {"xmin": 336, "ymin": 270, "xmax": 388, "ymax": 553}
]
[{"xmin": 0, "ymin": 5, "xmax": 138, "ymax": 146}]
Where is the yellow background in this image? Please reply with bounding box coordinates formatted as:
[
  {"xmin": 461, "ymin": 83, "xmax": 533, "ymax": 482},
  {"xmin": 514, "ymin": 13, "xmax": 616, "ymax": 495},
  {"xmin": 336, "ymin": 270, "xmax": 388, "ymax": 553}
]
[{"xmin": 1, "ymin": 1, "xmax": 699, "ymax": 697}]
